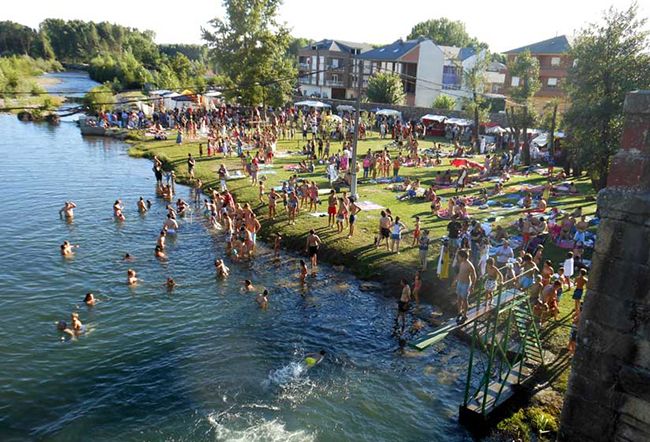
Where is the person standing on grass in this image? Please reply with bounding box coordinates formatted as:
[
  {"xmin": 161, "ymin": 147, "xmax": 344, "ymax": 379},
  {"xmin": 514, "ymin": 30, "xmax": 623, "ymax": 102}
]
[
  {"xmin": 392, "ymin": 155, "xmax": 401, "ymax": 180},
  {"xmin": 268, "ymin": 188, "xmax": 278, "ymax": 220},
  {"xmin": 335, "ymin": 197, "xmax": 347, "ymax": 233},
  {"xmin": 218, "ymin": 164, "xmax": 228, "ymax": 192},
  {"xmin": 305, "ymin": 229, "xmax": 322, "ymax": 276},
  {"xmin": 327, "ymin": 190, "xmax": 337, "ymax": 227},
  {"xmin": 390, "ymin": 216, "xmax": 407, "ymax": 254},
  {"xmin": 453, "ymin": 249, "xmax": 476, "ymax": 323},
  {"xmin": 187, "ymin": 153, "xmax": 196, "ymax": 180},
  {"xmin": 573, "ymin": 268, "xmax": 588, "ymax": 313},
  {"xmin": 347, "ymin": 197, "xmax": 361, "ymax": 238}
]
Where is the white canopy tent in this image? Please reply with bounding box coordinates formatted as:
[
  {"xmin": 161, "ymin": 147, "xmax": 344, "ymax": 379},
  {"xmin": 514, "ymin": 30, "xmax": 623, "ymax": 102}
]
[
  {"xmin": 446, "ymin": 118, "xmax": 473, "ymax": 126},
  {"xmin": 294, "ymin": 100, "xmax": 331, "ymax": 108},
  {"xmin": 485, "ymin": 125, "xmax": 507, "ymax": 134},
  {"xmin": 420, "ymin": 114, "xmax": 447, "ymax": 123},
  {"xmin": 375, "ymin": 108, "xmax": 402, "ymax": 119},
  {"xmin": 336, "ymin": 104, "xmax": 355, "ymax": 112}
]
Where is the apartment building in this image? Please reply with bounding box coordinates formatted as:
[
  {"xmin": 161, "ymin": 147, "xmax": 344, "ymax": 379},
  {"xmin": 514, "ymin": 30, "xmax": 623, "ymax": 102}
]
[
  {"xmin": 356, "ymin": 37, "xmax": 483, "ymax": 108},
  {"xmin": 297, "ymin": 39, "xmax": 372, "ymax": 100},
  {"xmin": 503, "ymin": 35, "xmax": 571, "ymax": 112}
]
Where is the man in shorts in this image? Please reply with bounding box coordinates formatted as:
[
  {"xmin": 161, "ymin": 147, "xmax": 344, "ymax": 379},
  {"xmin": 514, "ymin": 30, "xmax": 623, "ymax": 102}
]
[
  {"xmin": 305, "ymin": 229, "xmax": 322, "ymax": 276},
  {"xmin": 453, "ymin": 249, "xmax": 476, "ymax": 323},
  {"xmin": 377, "ymin": 210, "xmax": 391, "ymax": 250},
  {"xmin": 327, "ymin": 190, "xmax": 337, "ymax": 227}
]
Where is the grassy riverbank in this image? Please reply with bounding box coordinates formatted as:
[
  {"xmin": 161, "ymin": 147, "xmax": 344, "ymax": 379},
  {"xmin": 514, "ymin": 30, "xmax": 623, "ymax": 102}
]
[
  {"xmin": 130, "ymin": 133, "xmax": 596, "ymax": 296},
  {"xmin": 0, "ymin": 55, "xmax": 64, "ymax": 112},
  {"xmin": 129, "ymin": 132, "xmax": 597, "ymax": 438}
]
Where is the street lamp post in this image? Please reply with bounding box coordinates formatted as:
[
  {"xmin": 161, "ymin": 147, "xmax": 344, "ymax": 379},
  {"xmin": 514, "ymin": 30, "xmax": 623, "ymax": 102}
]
[{"xmin": 350, "ymin": 57, "xmax": 363, "ymax": 200}]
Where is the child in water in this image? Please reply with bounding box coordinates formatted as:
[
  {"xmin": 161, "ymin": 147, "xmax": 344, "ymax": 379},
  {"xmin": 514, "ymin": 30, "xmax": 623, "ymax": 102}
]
[
  {"xmin": 299, "ymin": 260, "xmax": 308, "ymax": 284},
  {"xmin": 256, "ymin": 289, "xmax": 269, "ymax": 309},
  {"xmin": 214, "ymin": 259, "xmax": 230, "ymax": 277}
]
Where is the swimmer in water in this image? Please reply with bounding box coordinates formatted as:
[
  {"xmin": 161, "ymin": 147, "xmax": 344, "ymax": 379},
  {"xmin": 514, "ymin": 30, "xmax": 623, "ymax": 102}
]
[
  {"xmin": 59, "ymin": 201, "xmax": 77, "ymax": 219},
  {"xmin": 70, "ymin": 312, "xmax": 83, "ymax": 333},
  {"xmin": 56, "ymin": 320, "xmax": 75, "ymax": 338},
  {"xmin": 127, "ymin": 269, "xmax": 138, "ymax": 285},
  {"xmin": 274, "ymin": 234, "xmax": 282, "ymax": 258},
  {"xmin": 123, "ymin": 253, "xmax": 133, "ymax": 261},
  {"xmin": 113, "ymin": 200, "xmax": 125, "ymax": 221},
  {"xmin": 83, "ymin": 293, "xmax": 96, "ymax": 306},
  {"xmin": 154, "ymin": 245, "xmax": 167, "ymax": 260},
  {"xmin": 243, "ymin": 279, "xmax": 255, "ymax": 292},
  {"xmin": 165, "ymin": 277, "xmax": 176, "ymax": 291},
  {"xmin": 146, "ymin": 199, "xmax": 152, "ymax": 209},
  {"xmin": 157, "ymin": 230, "xmax": 167, "ymax": 250},
  {"xmin": 304, "ymin": 350, "xmax": 326, "ymax": 367},
  {"xmin": 137, "ymin": 197, "xmax": 148, "ymax": 213},
  {"xmin": 214, "ymin": 259, "xmax": 230, "ymax": 277},
  {"xmin": 163, "ymin": 215, "xmax": 178, "ymax": 234},
  {"xmin": 256, "ymin": 289, "xmax": 269, "ymax": 309},
  {"xmin": 299, "ymin": 260, "xmax": 308, "ymax": 284},
  {"xmin": 60, "ymin": 240, "xmax": 78, "ymax": 256}
]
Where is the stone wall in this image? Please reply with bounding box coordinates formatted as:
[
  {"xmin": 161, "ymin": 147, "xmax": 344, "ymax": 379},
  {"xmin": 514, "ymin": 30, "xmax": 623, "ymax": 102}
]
[{"xmin": 558, "ymin": 90, "xmax": 650, "ymax": 441}]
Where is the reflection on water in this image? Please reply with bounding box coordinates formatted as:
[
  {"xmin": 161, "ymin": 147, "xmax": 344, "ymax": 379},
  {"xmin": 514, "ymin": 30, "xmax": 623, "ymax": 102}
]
[{"xmin": 0, "ymin": 73, "xmax": 471, "ymax": 441}]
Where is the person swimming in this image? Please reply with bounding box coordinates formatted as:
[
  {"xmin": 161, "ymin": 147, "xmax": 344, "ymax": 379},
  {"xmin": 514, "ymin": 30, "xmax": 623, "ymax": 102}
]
[
  {"xmin": 60, "ymin": 241, "xmax": 78, "ymax": 256},
  {"xmin": 123, "ymin": 253, "xmax": 133, "ymax": 261},
  {"xmin": 83, "ymin": 293, "xmax": 96, "ymax": 306},
  {"xmin": 137, "ymin": 197, "xmax": 148, "ymax": 213},
  {"xmin": 256, "ymin": 289, "xmax": 269, "ymax": 309},
  {"xmin": 154, "ymin": 245, "xmax": 167, "ymax": 260},
  {"xmin": 304, "ymin": 350, "xmax": 326, "ymax": 367},
  {"xmin": 214, "ymin": 259, "xmax": 230, "ymax": 277},
  {"xmin": 59, "ymin": 201, "xmax": 77, "ymax": 219},
  {"xmin": 127, "ymin": 269, "xmax": 138, "ymax": 285},
  {"xmin": 242, "ymin": 279, "xmax": 255, "ymax": 292},
  {"xmin": 165, "ymin": 277, "xmax": 176, "ymax": 291}
]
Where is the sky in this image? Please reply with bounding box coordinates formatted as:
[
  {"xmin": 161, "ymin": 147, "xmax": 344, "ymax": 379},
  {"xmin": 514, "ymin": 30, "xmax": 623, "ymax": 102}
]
[{"xmin": 4, "ymin": 0, "xmax": 648, "ymax": 52}]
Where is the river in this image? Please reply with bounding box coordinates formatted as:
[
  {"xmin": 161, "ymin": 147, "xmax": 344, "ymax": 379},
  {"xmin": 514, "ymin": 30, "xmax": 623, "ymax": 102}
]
[{"xmin": 0, "ymin": 72, "xmax": 471, "ymax": 441}]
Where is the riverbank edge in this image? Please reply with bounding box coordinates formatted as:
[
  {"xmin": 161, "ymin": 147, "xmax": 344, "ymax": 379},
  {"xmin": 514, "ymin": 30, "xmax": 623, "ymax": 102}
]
[
  {"xmin": 126, "ymin": 141, "xmax": 453, "ymax": 306},
  {"xmin": 126, "ymin": 139, "xmax": 569, "ymax": 439}
]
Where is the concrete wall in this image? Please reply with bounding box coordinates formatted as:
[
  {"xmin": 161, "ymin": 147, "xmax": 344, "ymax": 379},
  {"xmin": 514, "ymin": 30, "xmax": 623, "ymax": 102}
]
[
  {"xmin": 559, "ymin": 90, "xmax": 650, "ymax": 441},
  {"xmin": 414, "ymin": 40, "xmax": 444, "ymax": 108}
]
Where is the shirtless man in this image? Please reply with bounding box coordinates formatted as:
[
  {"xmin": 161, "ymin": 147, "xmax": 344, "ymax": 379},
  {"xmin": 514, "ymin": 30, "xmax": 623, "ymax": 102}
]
[
  {"xmin": 157, "ymin": 230, "xmax": 167, "ymax": 251},
  {"xmin": 214, "ymin": 259, "xmax": 230, "ymax": 277},
  {"xmin": 154, "ymin": 245, "xmax": 167, "ymax": 260},
  {"xmin": 327, "ymin": 190, "xmax": 337, "ymax": 227},
  {"xmin": 484, "ymin": 257, "xmax": 503, "ymax": 308},
  {"xmin": 137, "ymin": 197, "xmax": 148, "ymax": 213},
  {"xmin": 83, "ymin": 293, "xmax": 96, "ymax": 306},
  {"xmin": 59, "ymin": 201, "xmax": 77, "ymax": 219},
  {"xmin": 377, "ymin": 210, "xmax": 392, "ymax": 250},
  {"xmin": 163, "ymin": 214, "xmax": 179, "ymax": 234},
  {"xmin": 268, "ymin": 188, "xmax": 278, "ymax": 220},
  {"xmin": 453, "ymin": 249, "xmax": 477, "ymax": 323},
  {"xmin": 127, "ymin": 269, "xmax": 138, "ymax": 285},
  {"xmin": 305, "ymin": 229, "xmax": 322, "ymax": 275},
  {"xmin": 397, "ymin": 278, "xmax": 412, "ymax": 331},
  {"xmin": 347, "ymin": 197, "xmax": 361, "ymax": 238},
  {"xmin": 242, "ymin": 279, "xmax": 255, "ymax": 292}
]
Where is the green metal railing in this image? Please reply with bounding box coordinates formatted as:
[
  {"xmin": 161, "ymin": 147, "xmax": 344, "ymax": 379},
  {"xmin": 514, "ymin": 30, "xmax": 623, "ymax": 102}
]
[{"xmin": 461, "ymin": 266, "xmax": 544, "ymax": 416}]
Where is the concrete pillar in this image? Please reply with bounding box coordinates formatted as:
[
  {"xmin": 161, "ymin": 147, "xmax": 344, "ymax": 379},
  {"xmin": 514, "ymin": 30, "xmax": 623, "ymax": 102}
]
[{"xmin": 559, "ymin": 90, "xmax": 650, "ymax": 441}]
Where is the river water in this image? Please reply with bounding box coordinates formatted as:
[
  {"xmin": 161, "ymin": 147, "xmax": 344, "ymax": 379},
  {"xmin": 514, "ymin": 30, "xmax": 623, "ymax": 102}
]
[{"xmin": 0, "ymin": 73, "xmax": 471, "ymax": 441}]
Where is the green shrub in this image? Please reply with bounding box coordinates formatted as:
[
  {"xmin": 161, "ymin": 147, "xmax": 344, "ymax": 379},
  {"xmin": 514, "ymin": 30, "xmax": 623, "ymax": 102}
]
[
  {"xmin": 526, "ymin": 407, "xmax": 559, "ymax": 435},
  {"xmin": 497, "ymin": 409, "xmax": 531, "ymax": 442}
]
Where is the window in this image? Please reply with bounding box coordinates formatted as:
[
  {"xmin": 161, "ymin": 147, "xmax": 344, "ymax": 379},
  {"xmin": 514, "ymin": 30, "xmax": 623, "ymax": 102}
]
[
  {"xmin": 511, "ymin": 76, "xmax": 520, "ymax": 87},
  {"xmin": 331, "ymin": 58, "xmax": 339, "ymax": 68},
  {"xmin": 551, "ymin": 57, "xmax": 561, "ymax": 66},
  {"xmin": 547, "ymin": 77, "xmax": 558, "ymax": 87},
  {"xmin": 331, "ymin": 74, "xmax": 339, "ymax": 83}
]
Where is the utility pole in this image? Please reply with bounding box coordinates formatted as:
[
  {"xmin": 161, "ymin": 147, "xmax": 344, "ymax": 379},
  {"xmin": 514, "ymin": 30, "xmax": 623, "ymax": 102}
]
[
  {"xmin": 350, "ymin": 57, "xmax": 362, "ymax": 200},
  {"xmin": 549, "ymin": 101, "xmax": 558, "ymax": 157}
]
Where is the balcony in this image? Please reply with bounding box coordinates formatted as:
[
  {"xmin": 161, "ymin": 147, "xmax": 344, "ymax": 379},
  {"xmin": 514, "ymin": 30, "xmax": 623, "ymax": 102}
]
[
  {"xmin": 325, "ymin": 80, "xmax": 344, "ymax": 87},
  {"xmin": 299, "ymin": 77, "xmax": 313, "ymax": 85},
  {"xmin": 298, "ymin": 62, "xmax": 310, "ymax": 70}
]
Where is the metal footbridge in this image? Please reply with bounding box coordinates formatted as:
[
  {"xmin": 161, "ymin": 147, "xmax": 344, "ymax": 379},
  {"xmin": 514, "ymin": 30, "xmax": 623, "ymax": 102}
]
[{"xmin": 411, "ymin": 267, "xmax": 545, "ymax": 427}]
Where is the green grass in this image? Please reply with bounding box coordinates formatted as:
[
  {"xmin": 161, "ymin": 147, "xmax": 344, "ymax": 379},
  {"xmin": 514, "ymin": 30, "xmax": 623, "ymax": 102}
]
[
  {"xmin": 130, "ymin": 130, "xmax": 596, "ymax": 432},
  {"xmin": 130, "ymin": 132, "xmax": 596, "ymax": 288}
]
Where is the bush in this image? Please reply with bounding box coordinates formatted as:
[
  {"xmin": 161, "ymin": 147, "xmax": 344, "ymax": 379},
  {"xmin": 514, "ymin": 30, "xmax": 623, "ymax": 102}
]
[
  {"xmin": 526, "ymin": 407, "xmax": 558, "ymax": 436},
  {"xmin": 497, "ymin": 409, "xmax": 531, "ymax": 442}
]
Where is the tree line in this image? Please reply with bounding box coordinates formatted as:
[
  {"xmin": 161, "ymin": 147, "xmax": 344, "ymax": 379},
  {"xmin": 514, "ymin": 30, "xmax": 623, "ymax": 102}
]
[{"xmin": 0, "ymin": 19, "xmax": 210, "ymax": 91}]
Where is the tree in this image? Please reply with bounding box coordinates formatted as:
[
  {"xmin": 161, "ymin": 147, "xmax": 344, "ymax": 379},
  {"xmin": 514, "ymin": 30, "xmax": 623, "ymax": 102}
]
[
  {"xmin": 507, "ymin": 50, "xmax": 541, "ymax": 165},
  {"xmin": 366, "ymin": 72, "xmax": 405, "ymax": 105},
  {"xmin": 433, "ymin": 94, "xmax": 456, "ymax": 110},
  {"xmin": 539, "ymin": 98, "xmax": 562, "ymax": 157},
  {"xmin": 564, "ymin": 3, "xmax": 650, "ymax": 190},
  {"xmin": 83, "ymin": 84, "xmax": 114, "ymax": 112},
  {"xmin": 407, "ymin": 18, "xmax": 486, "ymax": 49},
  {"xmin": 202, "ymin": 0, "xmax": 295, "ymax": 107}
]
